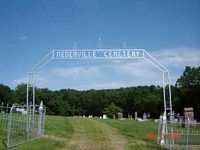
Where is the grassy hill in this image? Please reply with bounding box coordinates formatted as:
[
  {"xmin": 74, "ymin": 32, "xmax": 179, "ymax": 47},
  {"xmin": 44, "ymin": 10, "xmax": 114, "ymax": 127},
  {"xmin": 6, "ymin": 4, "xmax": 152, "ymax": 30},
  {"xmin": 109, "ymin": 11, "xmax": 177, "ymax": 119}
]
[{"xmin": 0, "ymin": 115, "xmax": 164, "ymax": 150}]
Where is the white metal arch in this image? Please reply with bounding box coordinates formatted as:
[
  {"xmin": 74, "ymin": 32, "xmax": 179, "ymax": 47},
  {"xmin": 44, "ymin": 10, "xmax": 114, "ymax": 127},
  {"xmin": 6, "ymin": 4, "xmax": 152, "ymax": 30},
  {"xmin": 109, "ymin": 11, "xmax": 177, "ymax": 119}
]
[{"xmin": 27, "ymin": 49, "xmax": 172, "ymax": 144}]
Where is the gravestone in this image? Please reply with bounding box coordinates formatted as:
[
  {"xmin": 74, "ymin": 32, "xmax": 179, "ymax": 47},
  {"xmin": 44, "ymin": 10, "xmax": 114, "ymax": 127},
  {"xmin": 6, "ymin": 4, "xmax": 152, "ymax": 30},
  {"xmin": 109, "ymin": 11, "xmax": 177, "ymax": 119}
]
[
  {"xmin": 128, "ymin": 114, "xmax": 132, "ymax": 120},
  {"xmin": 147, "ymin": 112, "xmax": 150, "ymax": 118},
  {"xmin": 135, "ymin": 112, "xmax": 138, "ymax": 120},
  {"xmin": 143, "ymin": 112, "xmax": 147, "ymax": 120},
  {"xmin": 184, "ymin": 107, "xmax": 196, "ymax": 127},
  {"xmin": 117, "ymin": 112, "xmax": 123, "ymax": 120},
  {"xmin": 103, "ymin": 114, "xmax": 107, "ymax": 119}
]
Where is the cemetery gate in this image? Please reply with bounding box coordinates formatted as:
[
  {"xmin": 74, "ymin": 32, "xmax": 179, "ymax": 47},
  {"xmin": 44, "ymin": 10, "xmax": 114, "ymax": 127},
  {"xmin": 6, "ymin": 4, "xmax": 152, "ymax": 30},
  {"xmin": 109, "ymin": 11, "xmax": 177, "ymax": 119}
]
[
  {"xmin": 1, "ymin": 48, "xmax": 173, "ymax": 148},
  {"xmin": 0, "ymin": 102, "xmax": 46, "ymax": 148},
  {"xmin": 27, "ymin": 48, "xmax": 172, "ymax": 145}
]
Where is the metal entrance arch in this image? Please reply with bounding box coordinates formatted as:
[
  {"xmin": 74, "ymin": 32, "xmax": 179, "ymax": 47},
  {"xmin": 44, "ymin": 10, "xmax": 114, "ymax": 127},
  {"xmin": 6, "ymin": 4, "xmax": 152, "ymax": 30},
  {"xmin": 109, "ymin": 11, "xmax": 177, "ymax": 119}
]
[{"xmin": 27, "ymin": 48, "xmax": 172, "ymax": 144}]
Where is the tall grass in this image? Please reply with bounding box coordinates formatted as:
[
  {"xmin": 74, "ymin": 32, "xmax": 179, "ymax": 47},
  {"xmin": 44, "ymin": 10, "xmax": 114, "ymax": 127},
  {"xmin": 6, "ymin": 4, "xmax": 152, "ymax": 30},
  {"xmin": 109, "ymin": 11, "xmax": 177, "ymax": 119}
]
[
  {"xmin": 0, "ymin": 116, "xmax": 165, "ymax": 150},
  {"xmin": 101, "ymin": 119, "xmax": 165, "ymax": 150},
  {"xmin": 0, "ymin": 115, "xmax": 73, "ymax": 150}
]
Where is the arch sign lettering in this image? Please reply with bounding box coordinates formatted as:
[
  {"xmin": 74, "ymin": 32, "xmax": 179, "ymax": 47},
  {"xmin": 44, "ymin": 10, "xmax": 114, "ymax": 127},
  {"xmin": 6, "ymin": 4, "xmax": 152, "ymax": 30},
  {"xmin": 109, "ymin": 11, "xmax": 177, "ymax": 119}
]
[{"xmin": 54, "ymin": 49, "xmax": 143, "ymax": 59}]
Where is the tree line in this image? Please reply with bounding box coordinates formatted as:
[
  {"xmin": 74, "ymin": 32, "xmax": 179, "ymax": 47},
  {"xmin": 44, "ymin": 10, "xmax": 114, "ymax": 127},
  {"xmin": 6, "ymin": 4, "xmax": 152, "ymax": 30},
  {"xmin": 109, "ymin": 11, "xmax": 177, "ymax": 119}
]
[{"xmin": 0, "ymin": 66, "xmax": 200, "ymax": 120}]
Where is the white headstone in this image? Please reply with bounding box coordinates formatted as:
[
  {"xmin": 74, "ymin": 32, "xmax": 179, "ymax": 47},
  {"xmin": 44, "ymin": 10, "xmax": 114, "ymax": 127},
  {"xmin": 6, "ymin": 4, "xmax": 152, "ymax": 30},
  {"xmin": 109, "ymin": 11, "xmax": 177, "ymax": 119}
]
[
  {"xmin": 103, "ymin": 114, "xmax": 107, "ymax": 119},
  {"xmin": 135, "ymin": 112, "xmax": 138, "ymax": 120},
  {"xmin": 143, "ymin": 112, "xmax": 147, "ymax": 119}
]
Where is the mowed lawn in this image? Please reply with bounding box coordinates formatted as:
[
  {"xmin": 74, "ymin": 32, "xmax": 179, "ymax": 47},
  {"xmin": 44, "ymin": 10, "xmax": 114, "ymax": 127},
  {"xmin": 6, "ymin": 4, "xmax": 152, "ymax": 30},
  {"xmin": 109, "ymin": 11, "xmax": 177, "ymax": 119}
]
[{"xmin": 0, "ymin": 116, "xmax": 164, "ymax": 150}]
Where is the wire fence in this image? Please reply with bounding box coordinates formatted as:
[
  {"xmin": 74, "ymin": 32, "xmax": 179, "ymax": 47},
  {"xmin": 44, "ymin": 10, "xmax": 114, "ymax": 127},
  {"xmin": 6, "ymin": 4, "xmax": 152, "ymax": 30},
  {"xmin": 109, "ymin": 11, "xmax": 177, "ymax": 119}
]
[
  {"xmin": 0, "ymin": 102, "xmax": 46, "ymax": 148},
  {"xmin": 158, "ymin": 115, "xmax": 200, "ymax": 150},
  {"xmin": 0, "ymin": 103, "xmax": 14, "ymax": 131}
]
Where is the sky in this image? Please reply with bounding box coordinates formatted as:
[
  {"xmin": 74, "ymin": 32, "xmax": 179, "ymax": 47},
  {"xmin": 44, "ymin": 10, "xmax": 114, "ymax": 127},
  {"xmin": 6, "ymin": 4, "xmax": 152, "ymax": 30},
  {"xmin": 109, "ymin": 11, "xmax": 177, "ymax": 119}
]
[{"xmin": 0, "ymin": 0, "xmax": 200, "ymax": 90}]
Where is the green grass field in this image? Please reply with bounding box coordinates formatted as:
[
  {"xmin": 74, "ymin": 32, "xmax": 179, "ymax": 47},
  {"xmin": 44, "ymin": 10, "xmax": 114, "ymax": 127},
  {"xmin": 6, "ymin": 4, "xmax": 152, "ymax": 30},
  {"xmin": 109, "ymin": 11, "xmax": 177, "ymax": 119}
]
[{"xmin": 0, "ymin": 116, "xmax": 164, "ymax": 150}]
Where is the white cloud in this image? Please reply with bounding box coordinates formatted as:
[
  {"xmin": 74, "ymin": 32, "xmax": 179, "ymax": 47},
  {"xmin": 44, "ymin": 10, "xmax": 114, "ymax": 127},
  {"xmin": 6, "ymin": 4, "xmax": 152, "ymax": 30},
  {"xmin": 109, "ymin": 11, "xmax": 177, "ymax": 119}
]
[
  {"xmin": 11, "ymin": 75, "xmax": 47, "ymax": 89},
  {"xmin": 51, "ymin": 66, "xmax": 103, "ymax": 79},
  {"xmin": 11, "ymin": 77, "xmax": 26, "ymax": 87},
  {"xmin": 11, "ymin": 47, "xmax": 200, "ymax": 90},
  {"xmin": 69, "ymin": 81, "xmax": 128, "ymax": 90},
  {"xmin": 152, "ymin": 47, "xmax": 200, "ymax": 68},
  {"xmin": 110, "ymin": 61, "xmax": 158, "ymax": 77}
]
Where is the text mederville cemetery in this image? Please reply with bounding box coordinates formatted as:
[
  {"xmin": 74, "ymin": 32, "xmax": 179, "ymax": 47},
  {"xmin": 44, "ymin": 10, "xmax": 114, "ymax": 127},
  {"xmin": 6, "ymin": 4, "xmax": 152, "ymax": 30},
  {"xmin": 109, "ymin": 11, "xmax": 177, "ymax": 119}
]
[{"xmin": 54, "ymin": 49, "xmax": 144, "ymax": 59}]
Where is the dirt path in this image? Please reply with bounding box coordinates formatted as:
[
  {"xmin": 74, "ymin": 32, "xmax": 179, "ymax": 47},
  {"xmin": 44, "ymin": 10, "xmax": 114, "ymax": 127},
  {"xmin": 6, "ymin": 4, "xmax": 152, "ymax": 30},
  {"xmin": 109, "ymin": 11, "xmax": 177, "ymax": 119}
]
[{"xmin": 67, "ymin": 117, "xmax": 128, "ymax": 150}]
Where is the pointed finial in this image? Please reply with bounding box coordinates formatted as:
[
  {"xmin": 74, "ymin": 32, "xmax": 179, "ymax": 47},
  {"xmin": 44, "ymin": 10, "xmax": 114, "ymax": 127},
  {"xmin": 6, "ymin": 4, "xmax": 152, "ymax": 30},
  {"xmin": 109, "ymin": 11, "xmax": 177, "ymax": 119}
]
[
  {"xmin": 73, "ymin": 42, "xmax": 78, "ymax": 49},
  {"xmin": 40, "ymin": 101, "xmax": 43, "ymax": 106},
  {"xmin": 122, "ymin": 42, "xmax": 127, "ymax": 49},
  {"xmin": 97, "ymin": 37, "xmax": 103, "ymax": 49}
]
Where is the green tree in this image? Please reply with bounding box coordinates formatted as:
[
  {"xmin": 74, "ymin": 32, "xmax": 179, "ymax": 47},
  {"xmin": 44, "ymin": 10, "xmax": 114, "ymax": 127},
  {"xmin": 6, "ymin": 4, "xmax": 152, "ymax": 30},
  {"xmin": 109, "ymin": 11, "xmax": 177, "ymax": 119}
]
[
  {"xmin": 15, "ymin": 83, "xmax": 29, "ymax": 104},
  {"xmin": 2, "ymin": 81, "xmax": 180, "ymax": 118},
  {"xmin": 104, "ymin": 102, "xmax": 122, "ymax": 118},
  {"xmin": 176, "ymin": 66, "xmax": 200, "ymax": 88},
  {"xmin": 0, "ymin": 84, "xmax": 12, "ymax": 103},
  {"xmin": 176, "ymin": 66, "xmax": 200, "ymax": 120}
]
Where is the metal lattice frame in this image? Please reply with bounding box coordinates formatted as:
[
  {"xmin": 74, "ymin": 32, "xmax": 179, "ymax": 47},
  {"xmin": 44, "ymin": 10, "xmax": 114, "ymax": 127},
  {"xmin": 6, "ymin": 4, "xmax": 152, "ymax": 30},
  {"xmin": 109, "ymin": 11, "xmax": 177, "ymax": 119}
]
[
  {"xmin": 158, "ymin": 115, "xmax": 200, "ymax": 149},
  {"xmin": 0, "ymin": 103, "xmax": 46, "ymax": 148},
  {"xmin": 27, "ymin": 49, "xmax": 172, "ymax": 145}
]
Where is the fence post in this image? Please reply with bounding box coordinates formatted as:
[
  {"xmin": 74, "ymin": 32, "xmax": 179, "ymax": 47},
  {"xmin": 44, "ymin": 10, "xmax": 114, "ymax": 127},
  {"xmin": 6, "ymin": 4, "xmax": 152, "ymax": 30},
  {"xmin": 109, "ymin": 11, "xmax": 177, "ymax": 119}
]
[
  {"xmin": 38, "ymin": 101, "xmax": 44, "ymax": 134},
  {"xmin": 6, "ymin": 104, "xmax": 16, "ymax": 148}
]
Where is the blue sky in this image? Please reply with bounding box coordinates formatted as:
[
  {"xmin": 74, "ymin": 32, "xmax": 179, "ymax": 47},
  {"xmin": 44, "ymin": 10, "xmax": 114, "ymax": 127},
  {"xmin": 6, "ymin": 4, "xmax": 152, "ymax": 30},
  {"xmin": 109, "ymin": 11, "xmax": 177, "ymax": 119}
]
[{"xmin": 0, "ymin": 0, "xmax": 200, "ymax": 90}]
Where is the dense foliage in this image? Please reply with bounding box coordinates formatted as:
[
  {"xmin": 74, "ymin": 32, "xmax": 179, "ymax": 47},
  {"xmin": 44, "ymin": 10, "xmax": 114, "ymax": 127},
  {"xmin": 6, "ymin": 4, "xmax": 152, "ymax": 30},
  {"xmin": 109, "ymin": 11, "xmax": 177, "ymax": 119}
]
[
  {"xmin": 0, "ymin": 66, "xmax": 199, "ymax": 120},
  {"xmin": 175, "ymin": 66, "xmax": 200, "ymax": 120},
  {"xmin": 104, "ymin": 102, "xmax": 123, "ymax": 118}
]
